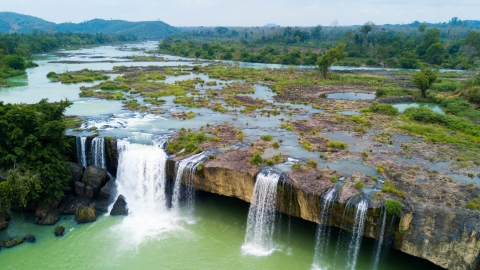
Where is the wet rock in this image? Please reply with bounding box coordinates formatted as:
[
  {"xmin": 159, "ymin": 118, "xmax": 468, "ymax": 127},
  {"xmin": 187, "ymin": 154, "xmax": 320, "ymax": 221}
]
[
  {"xmin": 35, "ymin": 201, "xmax": 60, "ymax": 225},
  {"xmin": 82, "ymin": 166, "xmax": 108, "ymax": 196},
  {"xmin": 75, "ymin": 206, "xmax": 96, "ymax": 224},
  {"xmin": 58, "ymin": 196, "xmax": 92, "ymax": 215},
  {"xmin": 85, "ymin": 185, "xmax": 95, "ymax": 198},
  {"xmin": 4, "ymin": 237, "xmax": 24, "ymax": 248},
  {"xmin": 54, "ymin": 226, "xmax": 65, "ymax": 237},
  {"xmin": 394, "ymin": 173, "xmax": 402, "ymax": 181},
  {"xmin": 338, "ymin": 182, "xmax": 362, "ymax": 204},
  {"xmin": 99, "ymin": 180, "xmax": 116, "ymax": 200},
  {"xmin": 24, "ymin": 234, "xmax": 36, "ymax": 243},
  {"xmin": 110, "ymin": 195, "xmax": 128, "ymax": 216},
  {"xmin": 75, "ymin": 181, "xmax": 86, "ymax": 196},
  {"xmin": 105, "ymin": 137, "xmax": 118, "ymax": 176},
  {"xmin": 89, "ymin": 200, "xmax": 111, "ymax": 215},
  {"xmin": 69, "ymin": 162, "xmax": 84, "ymax": 191}
]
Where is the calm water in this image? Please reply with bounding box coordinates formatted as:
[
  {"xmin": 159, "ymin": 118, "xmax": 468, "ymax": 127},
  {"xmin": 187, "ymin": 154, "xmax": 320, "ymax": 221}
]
[
  {"xmin": 326, "ymin": 92, "xmax": 376, "ymax": 100},
  {"xmin": 392, "ymin": 102, "xmax": 445, "ymax": 114}
]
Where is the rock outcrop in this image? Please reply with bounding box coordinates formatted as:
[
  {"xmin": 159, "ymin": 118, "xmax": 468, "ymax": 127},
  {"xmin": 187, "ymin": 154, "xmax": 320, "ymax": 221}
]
[
  {"xmin": 110, "ymin": 195, "xmax": 128, "ymax": 216},
  {"xmin": 82, "ymin": 166, "xmax": 108, "ymax": 196},
  {"xmin": 35, "ymin": 201, "xmax": 60, "ymax": 225},
  {"xmin": 75, "ymin": 206, "xmax": 96, "ymax": 224}
]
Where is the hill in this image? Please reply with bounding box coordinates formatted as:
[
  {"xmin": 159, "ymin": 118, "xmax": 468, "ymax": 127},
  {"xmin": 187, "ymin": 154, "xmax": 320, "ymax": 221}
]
[
  {"xmin": 0, "ymin": 12, "xmax": 179, "ymax": 39},
  {"xmin": 0, "ymin": 12, "xmax": 55, "ymax": 33}
]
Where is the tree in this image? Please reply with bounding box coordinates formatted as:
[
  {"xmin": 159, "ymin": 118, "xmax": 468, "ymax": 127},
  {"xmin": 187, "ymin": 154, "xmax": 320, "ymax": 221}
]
[
  {"xmin": 417, "ymin": 28, "xmax": 440, "ymax": 57},
  {"xmin": 360, "ymin": 22, "xmax": 374, "ymax": 53},
  {"xmin": 0, "ymin": 99, "xmax": 72, "ymax": 204},
  {"xmin": 317, "ymin": 43, "xmax": 347, "ymax": 79},
  {"xmin": 4, "ymin": 55, "xmax": 26, "ymax": 70},
  {"xmin": 425, "ymin": 42, "xmax": 446, "ymax": 65},
  {"xmin": 412, "ymin": 69, "xmax": 437, "ymax": 98}
]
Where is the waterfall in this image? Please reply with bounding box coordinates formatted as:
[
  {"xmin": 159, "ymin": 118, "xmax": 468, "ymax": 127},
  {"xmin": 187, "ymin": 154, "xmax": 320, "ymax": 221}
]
[
  {"xmin": 312, "ymin": 186, "xmax": 339, "ymax": 268},
  {"xmin": 346, "ymin": 196, "xmax": 369, "ymax": 270},
  {"xmin": 172, "ymin": 152, "xmax": 206, "ymax": 210},
  {"xmin": 91, "ymin": 137, "xmax": 106, "ymax": 169},
  {"xmin": 242, "ymin": 171, "xmax": 280, "ymax": 256},
  {"xmin": 116, "ymin": 139, "xmax": 169, "ymax": 214},
  {"xmin": 76, "ymin": 136, "xmax": 87, "ymax": 168},
  {"xmin": 114, "ymin": 138, "xmax": 180, "ymax": 244},
  {"xmin": 372, "ymin": 206, "xmax": 387, "ymax": 270}
]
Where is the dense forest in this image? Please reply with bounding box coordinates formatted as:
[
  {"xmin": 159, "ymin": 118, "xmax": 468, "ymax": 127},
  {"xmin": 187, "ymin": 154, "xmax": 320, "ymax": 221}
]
[
  {"xmin": 0, "ymin": 32, "xmax": 137, "ymax": 85},
  {"xmin": 159, "ymin": 18, "xmax": 480, "ymax": 70}
]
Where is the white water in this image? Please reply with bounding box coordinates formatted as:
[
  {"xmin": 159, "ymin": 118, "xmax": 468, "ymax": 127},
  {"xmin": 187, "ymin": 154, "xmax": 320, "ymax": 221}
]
[
  {"xmin": 312, "ymin": 186, "xmax": 338, "ymax": 268},
  {"xmin": 172, "ymin": 153, "xmax": 205, "ymax": 210},
  {"xmin": 372, "ymin": 207, "xmax": 387, "ymax": 270},
  {"xmin": 347, "ymin": 197, "xmax": 369, "ymax": 270},
  {"xmin": 114, "ymin": 139, "xmax": 181, "ymax": 245},
  {"xmin": 91, "ymin": 137, "xmax": 106, "ymax": 169},
  {"xmin": 76, "ymin": 136, "xmax": 87, "ymax": 167},
  {"xmin": 242, "ymin": 171, "xmax": 280, "ymax": 256}
]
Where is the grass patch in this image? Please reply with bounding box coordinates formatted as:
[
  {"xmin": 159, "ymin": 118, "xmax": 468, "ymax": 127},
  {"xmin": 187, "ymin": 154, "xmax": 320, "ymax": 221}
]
[
  {"xmin": 167, "ymin": 131, "xmax": 209, "ymax": 155},
  {"xmin": 385, "ymin": 199, "xmax": 403, "ymax": 215}
]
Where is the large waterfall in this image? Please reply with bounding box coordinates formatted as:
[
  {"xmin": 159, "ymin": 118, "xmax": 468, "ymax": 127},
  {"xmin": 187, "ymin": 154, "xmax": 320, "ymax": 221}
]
[
  {"xmin": 242, "ymin": 171, "xmax": 280, "ymax": 256},
  {"xmin": 114, "ymin": 139, "xmax": 178, "ymax": 243},
  {"xmin": 172, "ymin": 152, "xmax": 206, "ymax": 210},
  {"xmin": 312, "ymin": 186, "xmax": 339, "ymax": 268}
]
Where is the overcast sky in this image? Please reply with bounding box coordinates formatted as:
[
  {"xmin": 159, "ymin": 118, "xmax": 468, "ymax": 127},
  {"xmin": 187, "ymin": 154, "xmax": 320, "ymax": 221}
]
[{"xmin": 2, "ymin": 0, "xmax": 479, "ymax": 26}]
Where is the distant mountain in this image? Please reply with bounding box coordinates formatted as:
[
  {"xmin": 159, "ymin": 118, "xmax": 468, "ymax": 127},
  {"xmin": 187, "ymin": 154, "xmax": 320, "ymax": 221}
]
[
  {"xmin": 0, "ymin": 12, "xmax": 180, "ymax": 39},
  {"xmin": 0, "ymin": 12, "xmax": 55, "ymax": 33}
]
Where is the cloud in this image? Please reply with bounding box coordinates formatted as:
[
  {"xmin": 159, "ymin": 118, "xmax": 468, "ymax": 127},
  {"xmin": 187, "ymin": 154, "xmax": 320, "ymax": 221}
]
[{"xmin": 1, "ymin": 0, "xmax": 479, "ymax": 26}]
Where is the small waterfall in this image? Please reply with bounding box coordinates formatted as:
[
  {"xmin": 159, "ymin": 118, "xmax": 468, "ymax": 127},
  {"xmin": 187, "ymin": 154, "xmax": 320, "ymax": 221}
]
[
  {"xmin": 172, "ymin": 152, "xmax": 206, "ymax": 210},
  {"xmin": 372, "ymin": 206, "xmax": 387, "ymax": 270},
  {"xmin": 346, "ymin": 196, "xmax": 369, "ymax": 270},
  {"xmin": 76, "ymin": 136, "xmax": 87, "ymax": 168},
  {"xmin": 91, "ymin": 137, "xmax": 106, "ymax": 169},
  {"xmin": 242, "ymin": 171, "xmax": 280, "ymax": 256},
  {"xmin": 116, "ymin": 139, "xmax": 169, "ymax": 214},
  {"xmin": 312, "ymin": 186, "xmax": 339, "ymax": 268}
]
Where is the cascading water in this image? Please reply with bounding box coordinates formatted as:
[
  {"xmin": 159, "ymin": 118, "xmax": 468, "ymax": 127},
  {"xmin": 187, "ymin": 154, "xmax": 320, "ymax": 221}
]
[
  {"xmin": 76, "ymin": 136, "xmax": 87, "ymax": 168},
  {"xmin": 114, "ymin": 138, "xmax": 178, "ymax": 243},
  {"xmin": 372, "ymin": 205, "xmax": 387, "ymax": 270},
  {"xmin": 172, "ymin": 152, "xmax": 206, "ymax": 210},
  {"xmin": 312, "ymin": 186, "xmax": 339, "ymax": 268},
  {"xmin": 242, "ymin": 171, "xmax": 280, "ymax": 256},
  {"xmin": 90, "ymin": 137, "xmax": 106, "ymax": 169},
  {"xmin": 346, "ymin": 196, "xmax": 369, "ymax": 270}
]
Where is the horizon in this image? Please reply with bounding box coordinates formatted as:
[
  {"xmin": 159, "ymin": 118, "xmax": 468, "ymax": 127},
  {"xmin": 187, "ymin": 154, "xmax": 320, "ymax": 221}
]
[{"xmin": 1, "ymin": 0, "xmax": 479, "ymax": 27}]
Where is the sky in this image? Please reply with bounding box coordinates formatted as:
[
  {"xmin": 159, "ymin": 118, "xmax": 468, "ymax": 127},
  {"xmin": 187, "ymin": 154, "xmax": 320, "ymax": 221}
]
[{"xmin": 1, "ymin": 0, "xmax": 479, "ymax": 26}]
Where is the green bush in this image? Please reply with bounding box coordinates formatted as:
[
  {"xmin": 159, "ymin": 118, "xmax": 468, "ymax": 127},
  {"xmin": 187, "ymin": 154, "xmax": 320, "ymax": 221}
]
[
  {"xmin": 366, "ymin": 103, "xmax": 399, "ymax": 116},
  {"xmin": 261, "ymin": 134, "xmax": 273, "ymax": 141},
  {"xmin": 385, "ymin": 199, "xmax": 403, "ymax": 216},
  {"xmin": 326, "ymin": 141, "xmax": 348, "ymax": 150},
  {"xmin": 167, "ymin": 132, "xmax": 209, "ymax": 154},
  {"xmin": 355, "ymin": 181, "xmax": 364, "ymax": 190},
  {"xmin": 432, "ymin": 81, "xmax": 459, "ymax": 92},
  {"xmin": 306, "ymin": 159, "xmax": 318, "ymax": 169},
  {"xmin": 249, "ymin": 151, "xmax": 263, "ymax": 165}
]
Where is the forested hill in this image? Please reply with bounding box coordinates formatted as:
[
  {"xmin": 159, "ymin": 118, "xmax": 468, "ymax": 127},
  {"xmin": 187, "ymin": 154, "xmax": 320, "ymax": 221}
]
[{"xmin": 0, "ymin": 12, "xmax": 180, "ymax": 39}]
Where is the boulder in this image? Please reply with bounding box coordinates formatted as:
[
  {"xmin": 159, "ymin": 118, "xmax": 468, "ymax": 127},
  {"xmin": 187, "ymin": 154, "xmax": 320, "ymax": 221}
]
[
  {"xmin": 58, "ymin": 196, "xmax": 92, "ymax": 215},
  {"xmin": 69, "ymin": 162, "xmax": 84, "ymax": 189},
  {"xmin": 4, "ymin": 237, "xmax": 24, "ymax": 248},
  {"xmin": 24, "ymin": 234, "xmax": 36, "ymax": 243},
  {"xmin": 105, "ymin": 137, "xmax": 118, "ymax": 176},
  {"xmin": 82, "ymin": 166, "xmax": 108, "ymax": 196},
  {"xmin": 85, "ymin": 185, "xmax": 95, "ymax": 198},
  {"xmin": 75, "ymin": 206, "xmax": 96, "ymax": 224},
  {"xmin": 110, "ymin": 195, "xmax": 128, "ymax": 216},
  {"xmin": 99, "ymin": 180, "xmax": 116, "ymax": 200},
  {"xmin": 35, "ymin": 201, "xmax": 60, "ymax": 225},
  {"xmin": 75, "ymin": 181, "xmax": 86, "ymax": 196},
  {"xmin": 54, "ymin": 226, "xmax": 65, "ymax": 237}
]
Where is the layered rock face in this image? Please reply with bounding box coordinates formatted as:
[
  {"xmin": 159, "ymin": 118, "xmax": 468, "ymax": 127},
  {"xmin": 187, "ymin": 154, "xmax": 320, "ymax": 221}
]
[{"xmin": 166, "ymin": 149, "xmax": 480, "ymax": 270}]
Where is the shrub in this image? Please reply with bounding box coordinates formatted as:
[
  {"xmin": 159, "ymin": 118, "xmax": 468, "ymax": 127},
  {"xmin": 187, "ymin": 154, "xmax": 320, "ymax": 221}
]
[
  {"xmin": 261, "ymin": 134, "xmax": 273, "ymax": 141},
  {"xmin": 197, "ymin": 162, "xmax": 204, "ymax": 171},
  {"xmin": 331, "ymin": 176, "xmax": 338, "ymax": 182},
  {"xmin": 306, "ymin": 159, "xmax": 318, "ymax": 169},
  {"xmin": 326, "ymin": 141, "xmax": 348, "ymax": 150},
  {"xmin": 272, "ymin": 141, "xmax": 280, "ymax": 149},
  {"xmin": 385, "ymin": 199, "xmax": 403, "ymax": 216},
  {"xmin": 381, "ymin": 180, "xmax": 406, "ymax": 199},
  {"xmin": 249, "ymin": 151, "xmax": 263, "ymax": 165},
  {"xmin": 365, "ymin": 103, "xmax": 399, "ymax": 116},
  {"xmin": 355, "ymin": 181, "xmax": 364, "ymax": 190}
]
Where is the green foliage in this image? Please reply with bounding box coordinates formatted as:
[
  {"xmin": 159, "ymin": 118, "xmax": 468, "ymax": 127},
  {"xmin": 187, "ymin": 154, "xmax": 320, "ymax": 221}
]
[
  {"xmin": 197, "ymin": 162, "xmax": 204, "ymax": 172},
  {"xmin": 249, "ymin": 151, "xmax": 263, "ymax": 165},
  {"xmin": 99, "ymin": 80, "xmax": 131, "ymax": 91},
  {"xmin": 0, "ymin": 99, "xmax": 72, "ymax": 204},
  {"xmin": 167, "ymin": 131, "xmax": 209, "ymax": 155},
  {"xmin": 272, "ymin": 141, "xmax": 280, "ymax": 149},
  {"xmin": 306, "ymin": 159, "xmax": 318, "ymax": 169},
  {"xmin": 381, "ymin": 180, "xmax": 406, "ymax": 199},
  {"xmin": 385, "ymin": 199, "xmax": 403, "ymax": 216},
  {"xmin": 355, "ymin": 181, "xmax": 365, "ymax": 190},
  {"xmin": 365, "ymin": 103, "xmax": 399, "ymax": 116},
  {"xmin": 318, "ymin": 43, "xmax": 348, "ymax": 79},
  {"xmin": 412, "ymin": 69, "xmax": 438, "ymax": 98},
  {"xmin": 56, "ymin": 69, "xmax": 109, "ymax": 84},
  {"xmin": 326, "ymin": 141, "xmax": 348, "ymax": 150},
  {"xmin": 331, "ymin": 176, "xmax": 339, "ymax": 183},
  {"xmin": 261, "ymin": 134, "xmax": 273, "ymax": 141},
  {"xmin": 46, "ymin": 71, "xmax": 58, "ymax": 79}
]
